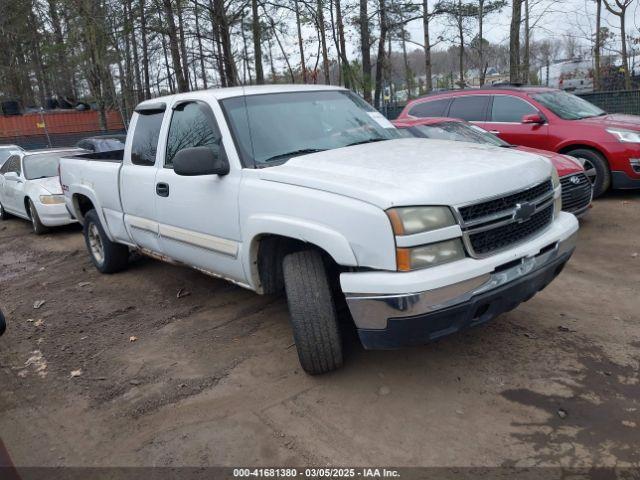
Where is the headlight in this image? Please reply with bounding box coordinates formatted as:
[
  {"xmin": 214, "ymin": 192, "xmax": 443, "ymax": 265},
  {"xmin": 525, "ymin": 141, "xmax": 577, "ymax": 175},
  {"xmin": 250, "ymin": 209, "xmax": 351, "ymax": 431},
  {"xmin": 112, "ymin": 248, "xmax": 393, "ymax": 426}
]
[
  {"xmin": 40, "ymin": 195, "xmax": 65, "ymax": 205},
  {"xmin": 551, "ymin": 168, "xmax": 560, "ymax": 189},
  {"xmin": 387, "ymin": 206, "xmax": 456, "ymax": 235},
  {"xmin": 606, "ymin": 128, "xmax": 640, "ymax": 143},
  {"xmin": 396, "ymin": 238, "xmax": 466, "ymax": 271}
]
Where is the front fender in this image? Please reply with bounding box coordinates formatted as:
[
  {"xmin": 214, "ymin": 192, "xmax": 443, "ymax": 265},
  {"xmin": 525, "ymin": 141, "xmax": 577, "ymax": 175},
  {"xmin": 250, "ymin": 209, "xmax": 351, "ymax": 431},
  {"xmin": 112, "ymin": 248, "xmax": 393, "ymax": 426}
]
[{"xmin": 242, "ymin": 213, "xmax": 359, "ymax": 290}]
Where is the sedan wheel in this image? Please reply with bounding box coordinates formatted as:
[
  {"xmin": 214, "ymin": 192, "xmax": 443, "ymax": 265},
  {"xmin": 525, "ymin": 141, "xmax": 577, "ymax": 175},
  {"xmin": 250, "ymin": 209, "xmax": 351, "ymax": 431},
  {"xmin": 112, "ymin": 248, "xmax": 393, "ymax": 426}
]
[{"xmin": 28, "ymin": 199, "xmax": 49, "ymax": 235}]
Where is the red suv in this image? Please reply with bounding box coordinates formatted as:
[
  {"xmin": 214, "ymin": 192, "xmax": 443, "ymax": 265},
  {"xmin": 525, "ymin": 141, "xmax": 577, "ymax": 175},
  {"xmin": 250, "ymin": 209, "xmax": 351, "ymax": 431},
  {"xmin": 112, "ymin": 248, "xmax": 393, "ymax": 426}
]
[{"xmin": 398, "ymin": 86, "xmax": 640, "ymax": 197}]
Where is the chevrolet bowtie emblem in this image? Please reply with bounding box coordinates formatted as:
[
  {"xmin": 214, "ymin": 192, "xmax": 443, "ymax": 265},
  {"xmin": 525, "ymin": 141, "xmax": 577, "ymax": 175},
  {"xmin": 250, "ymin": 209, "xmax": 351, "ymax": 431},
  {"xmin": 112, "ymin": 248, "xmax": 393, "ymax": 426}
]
[{"xmin": 513, "ymin": 202, "xmax": 536, "ymax": 223}]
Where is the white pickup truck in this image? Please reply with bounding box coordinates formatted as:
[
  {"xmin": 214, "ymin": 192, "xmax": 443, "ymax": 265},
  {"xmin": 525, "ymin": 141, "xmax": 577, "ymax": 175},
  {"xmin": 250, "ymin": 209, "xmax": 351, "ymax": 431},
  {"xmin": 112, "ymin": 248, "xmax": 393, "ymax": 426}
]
[{"xmin": 60, "ymin": 85, "xmax": 579, "ymax": 374}]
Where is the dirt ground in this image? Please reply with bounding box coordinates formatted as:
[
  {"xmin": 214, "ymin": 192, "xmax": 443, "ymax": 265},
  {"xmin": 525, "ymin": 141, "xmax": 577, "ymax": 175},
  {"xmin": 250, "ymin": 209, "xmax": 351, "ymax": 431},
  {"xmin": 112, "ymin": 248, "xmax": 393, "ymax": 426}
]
[{"xmin": 0, "ymin": 193, "xmax": 639, "ymax": 469}]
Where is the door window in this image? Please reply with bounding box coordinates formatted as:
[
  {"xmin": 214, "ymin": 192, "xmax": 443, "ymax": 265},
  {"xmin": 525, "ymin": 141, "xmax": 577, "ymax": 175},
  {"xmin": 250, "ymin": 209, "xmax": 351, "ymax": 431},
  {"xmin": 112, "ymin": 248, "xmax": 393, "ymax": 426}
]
[
  {"xmin": 448, "ymin": 96, "xmax": 489, "ymax": 121},
  {"xmin": 1, "ymin": 156, "xmax": 21, "ymax": 175},
  {"xmin": 490, "ymin": 95, "xmax": 538, "ymax": 122},
  {"xmin": 131, "ymin": 111, "xmax": 164, "ymax": 166},
  {"xmin": 408, "ymin": 98, "xmax": 450, "ymax": 118},
  {"xmin": 165, "ymin": 101, "xmax": 222, "ymax": 168}
]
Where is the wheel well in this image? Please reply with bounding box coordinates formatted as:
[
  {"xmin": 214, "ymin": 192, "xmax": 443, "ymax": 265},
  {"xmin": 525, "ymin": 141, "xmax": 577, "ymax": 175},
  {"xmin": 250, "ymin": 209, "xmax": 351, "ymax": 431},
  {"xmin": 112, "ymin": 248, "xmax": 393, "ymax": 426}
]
[
  {"xmin": 73, "ymin": 194, "xmax": 95, "ymax": 222},
  {"xmin": 253, "ymin": 234, "xmax": 340, "ymax": 295},
  {"xmin": 558, "ymin": 144, "xmax": 610, "ymax": 168},
  {"xmin": 23, "ymin": 197, "xmax": 31, "ymax": 218}
]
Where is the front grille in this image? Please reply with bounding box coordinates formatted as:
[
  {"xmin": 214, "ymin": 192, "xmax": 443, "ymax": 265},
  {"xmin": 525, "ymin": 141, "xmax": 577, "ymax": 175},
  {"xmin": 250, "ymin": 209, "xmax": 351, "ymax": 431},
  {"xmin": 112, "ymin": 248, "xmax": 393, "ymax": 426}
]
[
  {"xmin": 560, "ymin": 173, "xmax": 592, "ymax": 213},
  {"xmin": 469, "ymin": 205, "xmax": 554, "ymax": 255},
  {"xmin": 459, "ymin": 180, "xmax": 552, "ymax": 222}
]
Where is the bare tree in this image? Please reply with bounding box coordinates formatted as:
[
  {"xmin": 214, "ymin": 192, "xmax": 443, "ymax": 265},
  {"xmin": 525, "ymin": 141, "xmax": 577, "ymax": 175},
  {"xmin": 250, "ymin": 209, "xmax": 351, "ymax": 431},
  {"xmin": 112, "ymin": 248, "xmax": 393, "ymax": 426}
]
[{"xmin": 603, "ymin": 0, "xmax": 634, "ymax": 89}]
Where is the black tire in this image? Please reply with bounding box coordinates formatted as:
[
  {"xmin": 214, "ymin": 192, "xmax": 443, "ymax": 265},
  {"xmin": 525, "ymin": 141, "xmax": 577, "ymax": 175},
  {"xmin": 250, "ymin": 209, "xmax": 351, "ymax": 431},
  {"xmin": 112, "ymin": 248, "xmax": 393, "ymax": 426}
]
[
  {"xmin": 0, "ymin": 201, "xmax": 10, "ymax": 220},
  {"xmin": 566, "ymin": 148, "xmax": 610, "ymax": 198},
  {"xmin": 282, "ymin": 249, "xmax": 344, "ymax": 375},
  {"xmin": 0, "ymin": 309, "xmax": 5, "ymax": 336},
  {"xmin": 83, "ymin": 209, "xmax": 129, "ymax": 274},
  {"xmin": 28, "ymin": 199, "xmax": 49, "ymax": 235}
]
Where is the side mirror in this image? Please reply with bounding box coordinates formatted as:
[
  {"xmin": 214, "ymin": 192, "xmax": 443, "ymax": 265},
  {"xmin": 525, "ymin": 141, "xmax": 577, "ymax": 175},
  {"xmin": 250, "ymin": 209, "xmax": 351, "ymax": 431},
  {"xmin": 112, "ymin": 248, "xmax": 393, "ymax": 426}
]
[
  {"xmin": 4, "ymin": 172, "xmax": 19, "ymax": 181},
  {"xmin": 521, "ymin": 113, "xmax": 544, "ymax": 124},
  {"xmin": 173, "ymin": 146, "xmax": 230, "ymax": 176}
]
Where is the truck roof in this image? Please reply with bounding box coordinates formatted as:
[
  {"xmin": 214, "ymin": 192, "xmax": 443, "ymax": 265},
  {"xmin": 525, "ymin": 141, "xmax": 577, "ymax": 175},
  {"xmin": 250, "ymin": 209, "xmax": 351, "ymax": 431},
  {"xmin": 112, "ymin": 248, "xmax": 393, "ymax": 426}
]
[{"xmin": 135, "ymin": 84, "xmax": 348, "ymax": 110}]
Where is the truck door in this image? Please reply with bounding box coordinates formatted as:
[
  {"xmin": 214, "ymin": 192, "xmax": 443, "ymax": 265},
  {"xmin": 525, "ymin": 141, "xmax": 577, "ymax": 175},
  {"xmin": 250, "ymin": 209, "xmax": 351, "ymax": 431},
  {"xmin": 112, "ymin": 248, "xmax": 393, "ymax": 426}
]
[
  {"xmin": 120, "ymin": 104, "xmax": 166, "ymax": 253},
  {"xmin": 154, "ymin": 99, "xmax": 244, "ymax": 283}
]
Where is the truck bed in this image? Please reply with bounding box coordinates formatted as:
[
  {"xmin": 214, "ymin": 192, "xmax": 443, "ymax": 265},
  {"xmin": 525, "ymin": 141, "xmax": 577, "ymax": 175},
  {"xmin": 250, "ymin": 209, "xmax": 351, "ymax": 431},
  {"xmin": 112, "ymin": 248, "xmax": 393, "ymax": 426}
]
[{"xmin": 65, "ymin": 149, "xmax": 124, "ymax": 162}]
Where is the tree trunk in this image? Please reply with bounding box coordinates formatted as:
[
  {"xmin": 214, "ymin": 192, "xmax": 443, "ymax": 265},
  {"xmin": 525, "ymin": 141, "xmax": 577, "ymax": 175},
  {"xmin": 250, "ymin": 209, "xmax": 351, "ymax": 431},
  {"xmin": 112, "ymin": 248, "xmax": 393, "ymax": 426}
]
[
  {"xmin": 522, "ymin": 0, "xmax": 530, "ymax": 83},
  {"xmin": 46, "ymin": 0, "xmax": 73, "ymax": 98},
  {"xmin": 594, "ymin": 0, "xmax": 601, "ymax": 90},
  {"xmin": 295, "ymin": 0, "xmax": 307, "ymax": 83},
  {"xmin": 373, "ymin": 0, "xmax": 386, "ymax": 108},
  {"xmin": 619, "ymin": 11, "xmax": 630, "ymax": 89},
  {"xmin": 176, "ymin": 1, "xmax": 191, "ymax": 89},
  {"xmin": 336, "ymin": 0, "xmax": 350, "ymax": 88},
  {"xmin": 317, "ymin": 0, "xmax": 331, "ymax": 84},
  {"xmin": 509, "ymin": 0, "xmax": 521, "ymax": 83},
  {"xmin": 162, "ymin": 0, "xmax": 188, "ymax": 92},
  {"xmin": 423, "ymin": 0, "xmax": 433, "ymax": 92},
  {"xmin": 214, "ymin": 0, "xmax": 238, "ymax": 86},
  {"xmin": 478, "ymin": 0, "xmax": 485, "ymax": 86},
  {"xmin": 360, "ymin": 0, "xmax": 372, "ymax": 102},
  {"xmin": 401, "ymin": 23, "xmax": 412, "ymax": 98},
  {"xmin": 194, "ymin": 0, "xmax": 208, "ymax": 89},
  {"xmin": 252, "ymin": 0, "xmax": 265, "ymax": 84},
  {"xmin": 140, "ymin": 0, "xmax": 151, "ymax": 99},
  {"xmin": 457, "ymin": 0, "xmax": 464, "ymax": 87}
]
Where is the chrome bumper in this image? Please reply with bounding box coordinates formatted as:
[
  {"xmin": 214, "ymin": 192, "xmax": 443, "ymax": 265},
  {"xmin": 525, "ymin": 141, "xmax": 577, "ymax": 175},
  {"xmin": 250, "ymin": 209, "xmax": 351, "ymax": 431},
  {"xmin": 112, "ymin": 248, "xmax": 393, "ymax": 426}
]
[{"xmin": 346, "ymin": 231, "xmax": 578, "ymax": 330}]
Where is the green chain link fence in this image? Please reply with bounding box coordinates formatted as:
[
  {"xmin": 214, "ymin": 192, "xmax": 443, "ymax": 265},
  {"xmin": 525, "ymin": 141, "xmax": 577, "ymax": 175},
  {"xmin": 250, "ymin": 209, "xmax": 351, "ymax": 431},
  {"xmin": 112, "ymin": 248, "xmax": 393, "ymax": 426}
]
[{"xmin": 381, "ymin": 90, "xmax": 640, "ymax": 119}]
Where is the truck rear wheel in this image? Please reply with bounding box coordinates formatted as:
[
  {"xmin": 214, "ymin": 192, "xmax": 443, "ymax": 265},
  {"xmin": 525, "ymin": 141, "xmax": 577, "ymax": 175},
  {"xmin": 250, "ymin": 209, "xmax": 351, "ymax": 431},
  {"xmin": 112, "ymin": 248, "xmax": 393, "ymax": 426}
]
[
  {"xmin": 282, "ymin": 249, "xmax": 344, "ymax": 375},
  {"xmin": 83, "ymin": 209, "xmax": 129, "ymax": 274}
]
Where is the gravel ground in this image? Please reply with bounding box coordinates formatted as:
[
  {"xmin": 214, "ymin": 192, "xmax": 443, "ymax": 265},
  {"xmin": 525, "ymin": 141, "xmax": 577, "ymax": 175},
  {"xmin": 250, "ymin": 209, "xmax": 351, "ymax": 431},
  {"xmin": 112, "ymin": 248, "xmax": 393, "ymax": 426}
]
[{"xmin": 0, "ymin": 193, "xmax": 638, "ymax": 468}]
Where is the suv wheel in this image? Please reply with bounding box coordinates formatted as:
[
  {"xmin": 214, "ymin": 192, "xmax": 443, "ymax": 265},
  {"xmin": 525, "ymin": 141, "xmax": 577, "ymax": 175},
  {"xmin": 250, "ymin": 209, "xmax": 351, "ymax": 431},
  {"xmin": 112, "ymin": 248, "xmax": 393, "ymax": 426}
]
[
  {"xmin": 28, "ymin": 199, "xmax": 49, "ymax": 235},
  {"xmin": 282, "ymin": 249, "xmax": 344, "ymax": 375},
  {"xmin": 83, "ymin": 209, "xmax": 129, "ymax": 273},
  {"xmin": 567, "ymin": 148, "xmax": 610, "ymax": 198}
]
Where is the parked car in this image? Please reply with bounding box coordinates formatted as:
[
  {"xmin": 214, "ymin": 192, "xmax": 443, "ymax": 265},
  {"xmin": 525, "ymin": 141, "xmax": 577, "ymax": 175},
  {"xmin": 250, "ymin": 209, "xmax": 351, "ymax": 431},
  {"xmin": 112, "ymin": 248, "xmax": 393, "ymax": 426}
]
[
  {"xmin": 398, "ymin": 86, "xmax": 640, "ymax": 197},
  {"xmin": 0, "ymin": 148, "xmax": 83, "ymax": 234},
  {"xmin": 60, "ymin": 85, "xmax": 578, "ymax": 374},
  {"xmin": 393, "ymin": 117, "xmax": 592, "ymax": 217},
  {"xmin": 76, "ymin": 134, "xmax": 126, "ymax": 153},
  {"xmin": 0, "ymin": 144, "xmax": 24, "ymax": 168}
]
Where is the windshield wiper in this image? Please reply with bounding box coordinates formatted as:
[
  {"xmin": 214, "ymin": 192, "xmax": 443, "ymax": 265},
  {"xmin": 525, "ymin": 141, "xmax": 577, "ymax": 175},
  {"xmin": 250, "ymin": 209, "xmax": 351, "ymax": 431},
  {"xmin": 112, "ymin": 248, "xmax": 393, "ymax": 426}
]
[
  {"xmin": 344, "ymin": 138, "xmax": 387, "ymax": 147},
  {"xmin": 262, "ymin": 148, "xmax": 327, "ymax": 163}
]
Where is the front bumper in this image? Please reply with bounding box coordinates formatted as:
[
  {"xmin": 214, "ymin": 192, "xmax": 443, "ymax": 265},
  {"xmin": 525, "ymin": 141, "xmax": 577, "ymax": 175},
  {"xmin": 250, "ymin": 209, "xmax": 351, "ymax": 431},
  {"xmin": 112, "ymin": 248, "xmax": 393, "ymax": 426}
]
[
  {"xmin": 343, "ymin": 213, "xmax": 578, "ymax": 349},
  {"xmin": 611, "ymin": 170, "xmax": 640, "ymax": 190},
  {"xmin": 37, "ymin": 202, "xmax": 77, "ymax": 227}
]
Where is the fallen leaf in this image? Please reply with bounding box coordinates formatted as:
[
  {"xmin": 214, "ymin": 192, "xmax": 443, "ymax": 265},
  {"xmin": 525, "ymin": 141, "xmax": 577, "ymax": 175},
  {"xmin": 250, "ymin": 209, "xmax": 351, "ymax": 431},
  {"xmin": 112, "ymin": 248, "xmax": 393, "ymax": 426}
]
[
  {"xmin": 34, "ymin": 319, "xmax": 44, "ymax": 327},
  {"xmin": 557, "ymin": 408, "xmax": 568, "ymax": 419},
  {"xmin": 129, "ymin": 336, "xmax": 138, "ymax": 342},
  {"xmin": 78, "ymin": 281, "xmax": 92, "ymax": 287},
  {"xmin": 26, "ymin": 318, "xmax": 35, "ymax": 323},
  {"xmin": 176, "ymin": 288, "xmax": 191, "ymax": 299},
  {"xmin": 70, "ymin": 369, "xmax": 82, "ymax": 378},
  {"xmin": 33, "ymin": 300, "xmax": 46, "ymax": 309}
]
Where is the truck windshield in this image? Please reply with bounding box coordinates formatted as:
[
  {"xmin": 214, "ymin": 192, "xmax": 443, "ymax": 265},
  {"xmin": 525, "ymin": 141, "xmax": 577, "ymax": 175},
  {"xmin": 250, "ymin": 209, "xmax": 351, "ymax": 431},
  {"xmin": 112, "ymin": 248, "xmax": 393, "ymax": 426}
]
[
  {"xmin": 23, "ymin": 153, "xmax": 68, "ymax": 179},
  {"xmin": 408, "ymin": 121, "xmax": 508, "ymax": 147},
  {"xmin": 532, "ymin": 91, "xmax": 605, "ymax": 120},
  {"xmin": 221, "ymin": 90, "xmax": 404, "ymax": 167}
]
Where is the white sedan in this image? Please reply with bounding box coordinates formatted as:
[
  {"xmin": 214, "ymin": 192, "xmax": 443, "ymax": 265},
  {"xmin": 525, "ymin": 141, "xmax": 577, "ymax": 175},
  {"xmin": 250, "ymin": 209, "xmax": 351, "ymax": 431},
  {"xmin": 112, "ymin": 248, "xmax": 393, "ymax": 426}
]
[{"xmin": 0, "ymin": 148, "xmax": 84, "ymax": 234}]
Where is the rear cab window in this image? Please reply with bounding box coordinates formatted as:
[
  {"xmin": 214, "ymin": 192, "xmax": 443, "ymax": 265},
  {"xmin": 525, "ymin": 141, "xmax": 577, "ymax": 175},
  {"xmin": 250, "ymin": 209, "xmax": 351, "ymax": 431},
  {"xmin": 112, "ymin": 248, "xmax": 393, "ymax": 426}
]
[{"xmin": 131, "ymin": 108, "xmax": 165, "ymax": 166}]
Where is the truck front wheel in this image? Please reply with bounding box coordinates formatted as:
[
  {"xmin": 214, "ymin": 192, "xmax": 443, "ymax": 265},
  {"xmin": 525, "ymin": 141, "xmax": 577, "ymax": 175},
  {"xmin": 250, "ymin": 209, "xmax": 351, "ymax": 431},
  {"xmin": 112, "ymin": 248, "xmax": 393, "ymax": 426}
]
[
  {"xmin": 282, "ymin": 249, "xmax": 344, "ymax": 375},
  {"xmin": 83, "ymin": 209, "xmax": 129, "ymax": 274}
]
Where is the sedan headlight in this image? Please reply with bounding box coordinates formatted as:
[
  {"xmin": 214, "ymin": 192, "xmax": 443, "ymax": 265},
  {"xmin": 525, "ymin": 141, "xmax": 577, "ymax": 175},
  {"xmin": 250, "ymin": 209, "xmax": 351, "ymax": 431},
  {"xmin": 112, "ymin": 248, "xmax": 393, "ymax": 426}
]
[
  {"xmin": 387, "ymin": 206, "xmax": 456, "ymax": 235},
  {"xmin": 40, "ymin": 195, "xmax": 65, "ymax": 205},
  {"xmin": 396, "ymin": 238, "xmax": 466, "ymax": 271},
  {"xmin": 606, "ymin": 128, "xmax": 640, "ymax": 143}
]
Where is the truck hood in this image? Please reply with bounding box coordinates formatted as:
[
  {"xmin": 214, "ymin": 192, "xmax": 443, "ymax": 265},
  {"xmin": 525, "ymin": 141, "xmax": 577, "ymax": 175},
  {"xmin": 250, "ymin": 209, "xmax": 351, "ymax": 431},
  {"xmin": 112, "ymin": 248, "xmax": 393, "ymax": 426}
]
[
  {"xmin": 259, "ymin": 138, "xmax": 553, "ymax": 209},
  {"xmin": 30, "ymin": 176, "xmax": 63, "ymax": 195},
  {"xmin": 576, "ymin": 113, "xmax": 640, "ymax": 130}
]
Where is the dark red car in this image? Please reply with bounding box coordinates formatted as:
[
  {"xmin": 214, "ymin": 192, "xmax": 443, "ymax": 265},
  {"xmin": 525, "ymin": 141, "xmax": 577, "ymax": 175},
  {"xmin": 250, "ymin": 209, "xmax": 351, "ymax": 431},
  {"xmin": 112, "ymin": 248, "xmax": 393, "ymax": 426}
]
[
  {"xmin": 393, "ymin": 117, "xmax": 592, "ymax": 217},
  {"xmin": 398, "ymin": 86, "xmax": 640, "ymax": 197}
]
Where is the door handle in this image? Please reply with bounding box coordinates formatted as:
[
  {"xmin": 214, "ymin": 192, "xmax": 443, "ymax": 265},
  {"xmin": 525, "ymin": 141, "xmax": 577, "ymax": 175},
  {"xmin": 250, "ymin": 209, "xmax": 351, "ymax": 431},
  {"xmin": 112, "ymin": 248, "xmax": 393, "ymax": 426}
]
[{"xmin": 156, "ymin": 182, "xmax": 170, "ymax": 197}]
